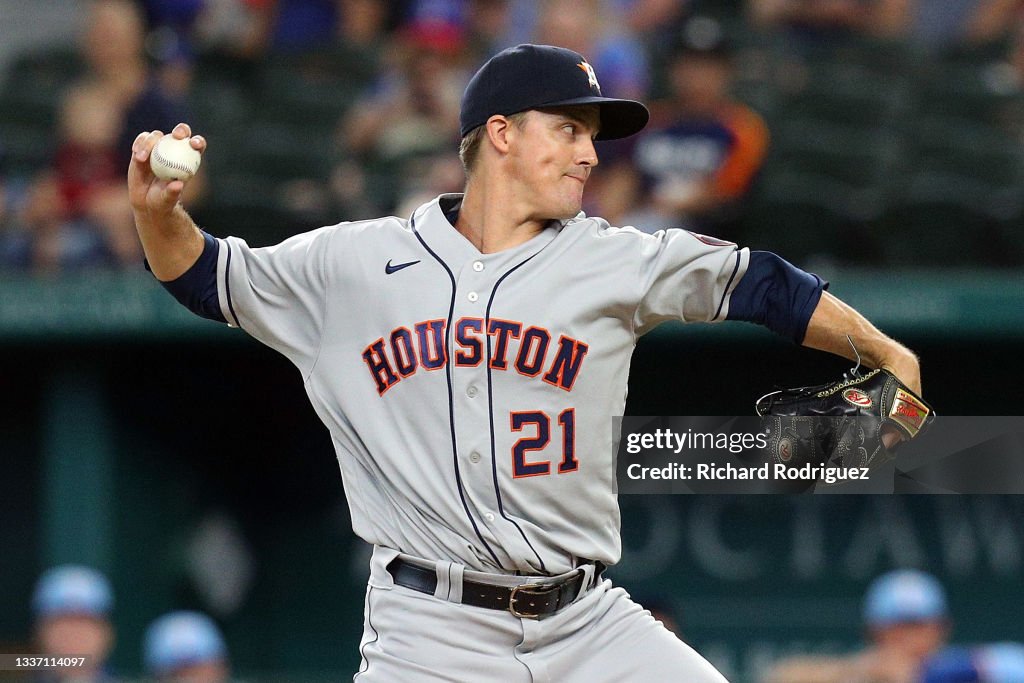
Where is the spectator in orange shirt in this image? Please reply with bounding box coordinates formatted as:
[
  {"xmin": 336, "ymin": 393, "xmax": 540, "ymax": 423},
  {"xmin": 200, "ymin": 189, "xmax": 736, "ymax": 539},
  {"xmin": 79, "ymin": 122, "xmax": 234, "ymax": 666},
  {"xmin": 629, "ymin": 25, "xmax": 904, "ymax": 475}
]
[{"xmin": 592, "ymin": 16, "xmax": 768, "ymax": 238}]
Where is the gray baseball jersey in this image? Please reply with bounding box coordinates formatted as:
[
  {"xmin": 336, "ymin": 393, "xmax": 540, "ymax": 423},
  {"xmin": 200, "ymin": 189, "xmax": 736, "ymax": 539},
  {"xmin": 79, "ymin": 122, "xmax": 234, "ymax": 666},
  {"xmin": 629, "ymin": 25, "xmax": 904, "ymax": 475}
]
[{"xmin": 214, "ymin": 193, "xmax": 749, "ymax": 575}]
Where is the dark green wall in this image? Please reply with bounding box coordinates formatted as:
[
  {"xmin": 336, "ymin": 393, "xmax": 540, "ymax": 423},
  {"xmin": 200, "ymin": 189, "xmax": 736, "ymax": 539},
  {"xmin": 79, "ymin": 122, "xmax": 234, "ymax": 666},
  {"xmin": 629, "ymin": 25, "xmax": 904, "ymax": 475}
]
[{"xmin": 3, "ymin": 271, "xmax": 1023, "ymax": 681}]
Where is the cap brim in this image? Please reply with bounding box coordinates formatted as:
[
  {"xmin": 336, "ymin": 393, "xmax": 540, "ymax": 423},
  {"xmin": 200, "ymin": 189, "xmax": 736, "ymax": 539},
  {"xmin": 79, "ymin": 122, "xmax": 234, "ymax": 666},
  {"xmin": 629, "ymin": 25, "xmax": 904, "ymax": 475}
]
[{"xmin": 538, "ymin": 96, "xmax": 650, "ymax": 140}]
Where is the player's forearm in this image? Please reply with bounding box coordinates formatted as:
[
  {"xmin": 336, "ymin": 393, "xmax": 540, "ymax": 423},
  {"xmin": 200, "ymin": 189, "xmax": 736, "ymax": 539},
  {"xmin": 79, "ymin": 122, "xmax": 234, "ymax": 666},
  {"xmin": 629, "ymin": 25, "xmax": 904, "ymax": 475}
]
[
  {"xmin": 133, "ymin": 203, "xmax": 205, "ymax": 281},
  {"xmin": 128, "ymin": 125, "xmax": 207, "ymax": 280},
  {"xmin": 802, "ymin": 290, "xmax": 921, "ymax": 394}
]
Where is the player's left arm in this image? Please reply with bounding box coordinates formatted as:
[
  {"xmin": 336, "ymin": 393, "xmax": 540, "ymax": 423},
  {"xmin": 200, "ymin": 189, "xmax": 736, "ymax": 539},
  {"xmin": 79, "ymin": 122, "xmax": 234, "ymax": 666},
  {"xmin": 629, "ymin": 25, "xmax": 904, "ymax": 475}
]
[
  {"xmin": 802, "ymin": 289, "xmax": 921, "ymax": 394},
  {"xmin": 725, "ymin": 251, "xmax": 920, "ymax": 392}
]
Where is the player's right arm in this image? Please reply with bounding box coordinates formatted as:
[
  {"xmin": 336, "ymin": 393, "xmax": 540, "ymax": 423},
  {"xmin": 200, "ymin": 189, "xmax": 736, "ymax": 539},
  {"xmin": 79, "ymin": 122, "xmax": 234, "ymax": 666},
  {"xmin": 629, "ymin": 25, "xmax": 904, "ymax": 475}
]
[
  {"xmin": 128, "ymin": 123, "xmax": 206, "ymax": 280},
  {"xmin": 129, "ymin": 123, "xmax": 335, "ymax": 377}
]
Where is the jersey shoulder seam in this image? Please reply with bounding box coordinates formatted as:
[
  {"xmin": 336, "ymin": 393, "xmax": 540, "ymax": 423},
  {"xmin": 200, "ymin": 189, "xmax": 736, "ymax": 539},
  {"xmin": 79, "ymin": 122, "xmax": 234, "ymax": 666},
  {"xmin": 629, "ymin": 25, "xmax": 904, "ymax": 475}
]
[
  {"xmin": 302, "ymin": 225, "xmax": 339, "ymax": 383},
  {"xmin": 585, "ymin": 220, "xmax": 652, "ymax": 341}
]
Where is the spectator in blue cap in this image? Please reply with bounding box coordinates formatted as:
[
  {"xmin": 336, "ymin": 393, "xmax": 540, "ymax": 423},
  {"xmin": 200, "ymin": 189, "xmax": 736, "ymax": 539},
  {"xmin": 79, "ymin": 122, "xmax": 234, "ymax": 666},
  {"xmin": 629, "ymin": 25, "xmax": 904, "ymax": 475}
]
[
  {"xmin": 921, "ymin": 642, "xmax": 1024, "ymax": 683},
  {"xmin": 31, "ymin": 565, "xmax": 117, "ymax": 682},
  {"xmin": 864, "ymin": 569, "xmax": 951, "ymax": 668},
  {"xmin": 144, "ymin": 611, "xmax": 229, "ymax": 683},
  {"xmin": 764, "ymin": 569, "xmax": 951, "ymax": 683}
]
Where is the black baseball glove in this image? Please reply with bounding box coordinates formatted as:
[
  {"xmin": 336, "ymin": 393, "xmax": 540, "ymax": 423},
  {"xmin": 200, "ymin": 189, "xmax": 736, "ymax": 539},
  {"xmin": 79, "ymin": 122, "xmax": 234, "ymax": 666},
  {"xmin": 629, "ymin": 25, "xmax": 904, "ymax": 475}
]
[{"xmin": 756, "ymin": 367, "xmax": 935, "ymax": 470}]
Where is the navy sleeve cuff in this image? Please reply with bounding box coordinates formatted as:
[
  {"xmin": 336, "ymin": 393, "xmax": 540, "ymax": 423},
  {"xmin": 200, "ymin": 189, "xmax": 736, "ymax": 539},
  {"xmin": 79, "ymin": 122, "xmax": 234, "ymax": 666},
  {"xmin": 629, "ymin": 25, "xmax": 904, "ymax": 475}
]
[
  {"xmin": 150, "ymin": 231, "xmax": 226, "ymax": 323},
  {"xmin": 726, "ymin": 251, "xmax": 827, "ymax": 343}
]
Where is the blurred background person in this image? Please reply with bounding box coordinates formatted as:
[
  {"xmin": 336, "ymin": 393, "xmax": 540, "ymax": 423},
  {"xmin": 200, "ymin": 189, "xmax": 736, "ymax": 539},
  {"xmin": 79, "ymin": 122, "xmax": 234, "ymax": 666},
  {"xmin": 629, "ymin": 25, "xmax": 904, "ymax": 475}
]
[
  {"xmin": 144, "ymin": 610, "xmax": 230, "ymax": 683},
  {"xmin": 465, "ymin": 0, "xmax": 515, "ymax": 61},
  {"xmin": 339, "ymin": 10, "xmax": 468, "ymax": 215},
  {"xmin": 921, "ymin": 642, "xmax": 1024, "ymax": 683},
  {"xmin": 961, "ymin": 0, "xmax": 1024, "ymax": 47},
  {"xmin": 3, "ymin": 0, "xmax": 199, "ymax": 271},
  {"xmin": 31, "ymin": 565, "xmax": 118, "ymax": 683},
  {"xmin": 620, "ymin": 0, "xmax": 697, "ymax": 55},
  {"xmin": 78, "ymin": 0, "xmax": 190, "ymax": 154},
  {"xmin": 590, "ymin": 16, "xmax": 768, "ymax": 236},
  {"xmin": 880, "ymin": 0, "xmax": 1024, "ymax": 54},
  {"xmin": 764, "ymin": 569, "xmax": 951, "ymax": 683},
  {"xmin": 747, "ymin": 0, "xmax": 911, "ymax": 44},
  {"xmin": 533, "ymin": 0, "xmax": 650, "ymax": 100},
  {"xmin": 230, "ymin": 0, "xmax": 344, "ymax": 57}
]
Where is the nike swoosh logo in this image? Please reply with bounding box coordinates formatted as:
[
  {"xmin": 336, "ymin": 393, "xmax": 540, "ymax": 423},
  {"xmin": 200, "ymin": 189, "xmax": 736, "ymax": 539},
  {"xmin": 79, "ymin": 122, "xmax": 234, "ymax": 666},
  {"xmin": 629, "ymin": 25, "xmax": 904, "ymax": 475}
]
[{"xmin": 385, "ymin": 259, "xmax": 421, "ymax": 275}]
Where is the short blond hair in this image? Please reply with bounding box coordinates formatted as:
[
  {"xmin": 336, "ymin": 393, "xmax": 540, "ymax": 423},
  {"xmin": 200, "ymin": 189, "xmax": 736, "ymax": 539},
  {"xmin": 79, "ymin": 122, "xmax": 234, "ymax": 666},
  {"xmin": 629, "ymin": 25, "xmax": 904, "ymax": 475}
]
[
  {"xmin": 458, "ymin": 106, "xmax": 602, "ymax": 176},
  {"xmin": 458, "ymin": 111, "xmax": 530, "ymax": 176}
]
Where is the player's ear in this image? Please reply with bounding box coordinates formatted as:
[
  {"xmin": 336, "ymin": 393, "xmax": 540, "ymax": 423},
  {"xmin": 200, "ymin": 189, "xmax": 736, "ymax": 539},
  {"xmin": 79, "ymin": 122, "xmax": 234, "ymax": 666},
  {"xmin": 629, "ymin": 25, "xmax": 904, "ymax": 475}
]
[{"xmin": 485, "ymin": 115, "xmax": 514, "ymax": 155}]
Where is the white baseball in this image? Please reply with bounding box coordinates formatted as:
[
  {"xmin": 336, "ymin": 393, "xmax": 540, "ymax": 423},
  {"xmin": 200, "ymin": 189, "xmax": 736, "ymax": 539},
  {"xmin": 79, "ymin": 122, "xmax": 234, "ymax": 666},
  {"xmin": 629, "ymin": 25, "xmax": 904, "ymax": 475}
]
[{"xmin": 151, "ymin": 135, "xmax": 202, "ymax": 181}]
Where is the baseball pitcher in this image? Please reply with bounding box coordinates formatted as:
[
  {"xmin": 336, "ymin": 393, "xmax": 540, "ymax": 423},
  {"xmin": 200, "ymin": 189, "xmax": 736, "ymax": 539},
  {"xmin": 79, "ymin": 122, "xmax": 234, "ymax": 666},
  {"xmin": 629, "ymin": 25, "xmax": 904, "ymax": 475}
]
[{"xmin": 127, "ymin": 45, "xmax": 925, "ymax": 682}]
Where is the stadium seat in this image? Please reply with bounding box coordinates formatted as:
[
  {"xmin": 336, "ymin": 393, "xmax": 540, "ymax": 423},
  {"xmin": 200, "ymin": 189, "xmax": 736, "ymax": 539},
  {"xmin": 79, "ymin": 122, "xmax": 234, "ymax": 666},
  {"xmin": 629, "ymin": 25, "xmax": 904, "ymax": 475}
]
[
  {"xmin": 771, "ymin": 119, "xmax": 902, "ymax": 190},
  {"xmin": 217, "ymin": 120, "xmax": 336, "ymax": 183},
  {"xmin": 195, "ymin": 172, "xmax": 312, "ymax": 247},
  {"xmin": 917, "ymin": 61, "xmax": 1022, "ymax": 125},
  {"xmin": 254, "ymin": 51, "xmax": 374, "ymax": 127},
  {"xmin": 0, "ymin": 119, "xmax": 54, "ymax": 176},
  {"xmin": 877, "ymin": 169, "xmax": 1023, "ymax": 266},
  {"xmin": 741, "ymin": 169, "xmax": 886, "ymax": 267}
]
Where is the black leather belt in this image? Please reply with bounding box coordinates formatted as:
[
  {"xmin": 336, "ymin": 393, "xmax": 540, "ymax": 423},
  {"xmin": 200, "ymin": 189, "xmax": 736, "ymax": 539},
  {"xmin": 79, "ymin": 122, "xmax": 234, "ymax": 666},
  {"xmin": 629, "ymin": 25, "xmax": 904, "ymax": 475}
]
[{"xmin": 386, "ymin": 558, "xmax": 603, "ymax": 619}]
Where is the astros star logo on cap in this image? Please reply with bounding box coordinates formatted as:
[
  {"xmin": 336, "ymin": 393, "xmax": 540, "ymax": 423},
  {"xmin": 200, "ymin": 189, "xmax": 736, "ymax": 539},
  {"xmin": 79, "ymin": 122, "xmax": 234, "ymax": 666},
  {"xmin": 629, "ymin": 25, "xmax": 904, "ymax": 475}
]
[
  {"xmin": 459, "ymin": 44, "xmax": 648, "ymax": 140},
  {"xmin": 577, "ymin": 61, "xmax": 600, "ymax": 93}
]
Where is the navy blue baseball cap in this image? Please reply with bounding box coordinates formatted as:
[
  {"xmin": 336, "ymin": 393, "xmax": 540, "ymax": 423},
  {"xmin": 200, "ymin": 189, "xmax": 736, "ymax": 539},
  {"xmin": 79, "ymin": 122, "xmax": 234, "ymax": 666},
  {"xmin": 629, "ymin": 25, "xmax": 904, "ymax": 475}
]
[{"xmin": 459, "ymin": 44, "xmax": 650, "ymax": 141}]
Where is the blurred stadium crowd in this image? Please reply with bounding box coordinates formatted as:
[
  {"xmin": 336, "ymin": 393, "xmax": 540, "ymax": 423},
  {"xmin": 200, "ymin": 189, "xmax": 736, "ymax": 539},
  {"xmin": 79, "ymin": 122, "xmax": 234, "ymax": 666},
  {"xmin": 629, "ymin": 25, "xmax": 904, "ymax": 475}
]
[
  {"xmin": 30, "ymin": 565, "xmax": 230, "ymax": 682},
  {"xmin": 26, "ymin": 564, "xmax": 1024, "ymax": 682},
  {"xmin": 2, "ymin": 0, "xmax": 1024, "ymax": 275}
]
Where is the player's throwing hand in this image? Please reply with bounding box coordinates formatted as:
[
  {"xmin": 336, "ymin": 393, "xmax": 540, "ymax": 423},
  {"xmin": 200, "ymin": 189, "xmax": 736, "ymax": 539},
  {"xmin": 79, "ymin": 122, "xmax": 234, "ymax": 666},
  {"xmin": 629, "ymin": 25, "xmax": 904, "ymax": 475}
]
[
  {"xmin": 127, "ymin": 123, "xmax": 205, "ymax": 217},
  {"xmin": 127, "ymin": 122, "xmax": 207, "ymax": 281}
]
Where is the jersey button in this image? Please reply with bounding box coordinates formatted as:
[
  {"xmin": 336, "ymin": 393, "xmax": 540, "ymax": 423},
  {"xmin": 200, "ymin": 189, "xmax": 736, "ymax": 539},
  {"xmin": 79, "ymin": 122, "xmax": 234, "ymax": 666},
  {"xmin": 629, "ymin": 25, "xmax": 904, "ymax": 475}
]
[
  {"xmin": 466, "ymin": 386, "xmax": 478, "ymax": 398},
  {"xmin": 473, "ymin": 261, "xmax": 484, "ymax": 272},
  {"xmin": 467, "ymin": 292, "xmax": 479, "ymax": 302},
  {"xmin": 469, "ymin": 451, "xmax": 481, "ymax": 463},
  {"xmin": 484, "ymin": 512, "xmax": 495, "ymax": 522}
]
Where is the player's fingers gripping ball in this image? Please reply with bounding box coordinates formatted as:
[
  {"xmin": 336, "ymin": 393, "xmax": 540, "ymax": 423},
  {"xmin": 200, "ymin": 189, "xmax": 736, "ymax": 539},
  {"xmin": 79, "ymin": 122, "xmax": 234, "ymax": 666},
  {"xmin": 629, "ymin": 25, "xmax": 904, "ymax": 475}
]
[
  {"xmin": 150, "ymin": 135, "xmax": 201, "ymax": 181},
  {"xmin": 756, "ymin": 368, "xmax": 935, "ymax": 469}
]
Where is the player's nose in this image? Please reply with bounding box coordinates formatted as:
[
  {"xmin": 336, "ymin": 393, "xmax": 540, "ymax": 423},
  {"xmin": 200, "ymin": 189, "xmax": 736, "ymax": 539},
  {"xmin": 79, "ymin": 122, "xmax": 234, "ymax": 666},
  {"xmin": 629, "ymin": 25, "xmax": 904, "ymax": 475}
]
[{"xmin": 577, "ymin": 136, "xmax": 598, "ymax": 168}]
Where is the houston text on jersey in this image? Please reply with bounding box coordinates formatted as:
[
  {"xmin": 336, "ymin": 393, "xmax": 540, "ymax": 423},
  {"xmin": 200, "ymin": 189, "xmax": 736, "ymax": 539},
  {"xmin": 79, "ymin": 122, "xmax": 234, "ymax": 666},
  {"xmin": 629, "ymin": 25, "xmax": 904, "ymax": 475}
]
[{"xmin": 361, "ymin": 318, "xmax": 589, "ymax": 395}]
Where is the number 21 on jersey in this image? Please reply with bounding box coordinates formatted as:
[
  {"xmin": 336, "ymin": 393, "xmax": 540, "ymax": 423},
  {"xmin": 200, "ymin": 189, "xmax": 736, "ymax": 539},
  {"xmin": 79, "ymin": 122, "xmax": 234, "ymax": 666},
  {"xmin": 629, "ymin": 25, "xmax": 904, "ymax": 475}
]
[{"xmin": 510, "ymin": 409, "xmax": 577, "ymax": 478}]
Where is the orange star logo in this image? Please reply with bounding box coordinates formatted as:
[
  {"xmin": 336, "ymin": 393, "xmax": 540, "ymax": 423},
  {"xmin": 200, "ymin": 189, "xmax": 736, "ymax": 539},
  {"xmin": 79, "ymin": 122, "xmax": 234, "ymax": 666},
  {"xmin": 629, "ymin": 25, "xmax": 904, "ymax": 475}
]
[{"xmin": 577, "ymin": 61, "xmax": 600, "ymax": 92}]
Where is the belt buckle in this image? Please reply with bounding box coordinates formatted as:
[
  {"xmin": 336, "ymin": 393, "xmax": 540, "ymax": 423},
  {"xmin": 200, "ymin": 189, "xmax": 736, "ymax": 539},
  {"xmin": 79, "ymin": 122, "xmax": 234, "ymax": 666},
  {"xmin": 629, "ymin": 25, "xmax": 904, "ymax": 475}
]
[{"xmin": 509, "ymin": 581, "xmax": 558, "ymax": 619}]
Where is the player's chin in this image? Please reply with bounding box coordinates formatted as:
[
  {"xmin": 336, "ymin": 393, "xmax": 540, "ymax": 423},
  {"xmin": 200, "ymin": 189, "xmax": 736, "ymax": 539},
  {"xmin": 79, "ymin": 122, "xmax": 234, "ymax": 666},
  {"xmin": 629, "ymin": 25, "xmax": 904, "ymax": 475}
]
[
  {"xmin": 552, "ymin": 187, "xmax": 585, "ymax": 217},
  {"xmin": 551, "ymin": 200, "xmax": 582, "ymax": 220}
]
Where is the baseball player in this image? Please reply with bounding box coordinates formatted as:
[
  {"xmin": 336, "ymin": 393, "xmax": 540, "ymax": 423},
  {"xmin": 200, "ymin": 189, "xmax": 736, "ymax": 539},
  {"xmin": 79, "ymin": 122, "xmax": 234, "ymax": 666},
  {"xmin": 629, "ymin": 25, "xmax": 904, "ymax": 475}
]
[{"xmin": 127, "ymin": 44, "xmax": 923, "ymax": 682}]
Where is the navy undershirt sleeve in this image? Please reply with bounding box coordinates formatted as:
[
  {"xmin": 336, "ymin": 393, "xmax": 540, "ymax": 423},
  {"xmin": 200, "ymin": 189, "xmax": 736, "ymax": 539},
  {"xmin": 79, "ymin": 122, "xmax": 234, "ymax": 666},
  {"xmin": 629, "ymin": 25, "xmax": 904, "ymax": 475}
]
[
  {"xmin": 149, "ymin": 231, "xmax": 226, "ymax": 323},
  {"xmin": 726, "ymin": 251, "xmax": 827, "ymax": 343}
]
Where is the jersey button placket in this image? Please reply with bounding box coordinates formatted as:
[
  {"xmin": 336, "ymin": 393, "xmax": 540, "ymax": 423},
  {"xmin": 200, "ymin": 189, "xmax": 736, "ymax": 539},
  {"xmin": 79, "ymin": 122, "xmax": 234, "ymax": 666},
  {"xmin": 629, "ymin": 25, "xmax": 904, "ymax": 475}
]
[{"xmin": 452, "ymin": 259, "xmax": 499, "ymax": 537}]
